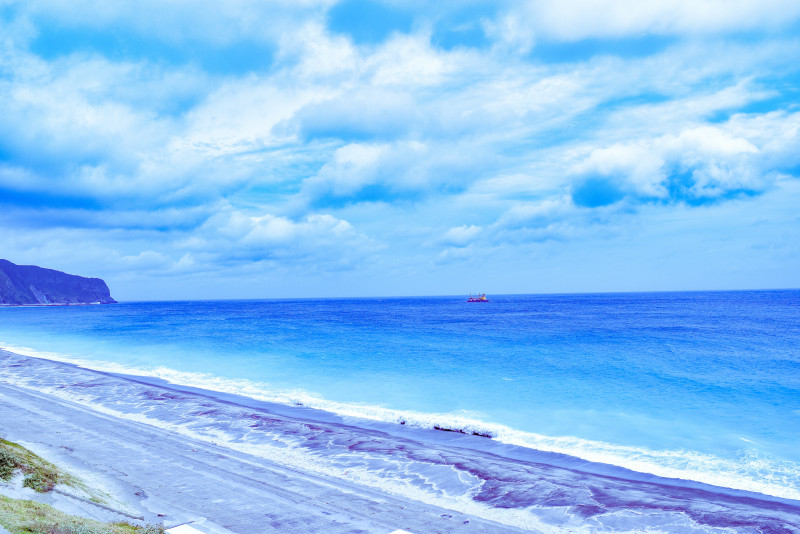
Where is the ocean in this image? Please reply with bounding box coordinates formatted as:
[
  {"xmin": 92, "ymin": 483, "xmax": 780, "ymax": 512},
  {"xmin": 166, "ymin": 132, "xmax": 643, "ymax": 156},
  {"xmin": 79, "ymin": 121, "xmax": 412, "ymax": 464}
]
[{"xmin": 1, "ymin": 290, "xmax": 799, "ymax": 531}]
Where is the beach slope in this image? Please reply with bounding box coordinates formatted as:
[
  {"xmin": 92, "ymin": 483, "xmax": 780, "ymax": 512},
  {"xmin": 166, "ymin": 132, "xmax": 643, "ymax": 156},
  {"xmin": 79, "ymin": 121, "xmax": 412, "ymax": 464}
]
[
  {"xmin": 0, "ymin": 351, "xmax": 526, "ymax": 533},
  {"xmin": 1, "ymin": 349, "xmax": 799, "ymax": 533}
]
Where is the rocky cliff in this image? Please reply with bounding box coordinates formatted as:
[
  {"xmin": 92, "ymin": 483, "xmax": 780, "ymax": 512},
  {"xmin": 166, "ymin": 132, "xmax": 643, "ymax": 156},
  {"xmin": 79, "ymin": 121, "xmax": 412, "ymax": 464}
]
[{"xmin": 0, "ymin": 259, "xmax": 116, "ymax": 305}]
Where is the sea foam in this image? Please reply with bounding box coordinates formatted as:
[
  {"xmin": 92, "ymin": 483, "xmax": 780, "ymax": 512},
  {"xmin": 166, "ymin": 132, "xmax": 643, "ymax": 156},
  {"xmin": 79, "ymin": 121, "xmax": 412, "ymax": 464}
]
[{"xmin": 3, "ymin": 341, "xmax": 799, "ymax": 503}]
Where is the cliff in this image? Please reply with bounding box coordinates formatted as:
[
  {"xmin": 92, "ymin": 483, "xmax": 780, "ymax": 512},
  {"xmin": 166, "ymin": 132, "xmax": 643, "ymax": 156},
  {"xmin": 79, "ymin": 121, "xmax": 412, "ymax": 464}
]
[{"xmin": 0, "ymin": 259, "xmax": 116, "ymax": 305}]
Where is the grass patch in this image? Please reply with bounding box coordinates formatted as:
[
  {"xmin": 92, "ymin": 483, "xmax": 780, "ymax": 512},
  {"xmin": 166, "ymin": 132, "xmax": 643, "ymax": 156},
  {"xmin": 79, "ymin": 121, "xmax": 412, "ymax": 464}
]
[
  {"xmin": 0, "ymin": 495, "xmax": 164, "ymax": 534},
  {"xmin": 0, "ymin": 439, "xmax": 77, "ymax": 493},
  {"xmin": 0, "ymin": 449, "xmax": 15, "ymax": 480}
]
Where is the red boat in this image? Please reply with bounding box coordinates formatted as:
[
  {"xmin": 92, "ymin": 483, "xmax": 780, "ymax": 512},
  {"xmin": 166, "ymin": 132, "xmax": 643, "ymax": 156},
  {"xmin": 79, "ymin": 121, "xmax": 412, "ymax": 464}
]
[{"xmin": 468, "ymin": 293, "xmax": 488, "ymax": 302}]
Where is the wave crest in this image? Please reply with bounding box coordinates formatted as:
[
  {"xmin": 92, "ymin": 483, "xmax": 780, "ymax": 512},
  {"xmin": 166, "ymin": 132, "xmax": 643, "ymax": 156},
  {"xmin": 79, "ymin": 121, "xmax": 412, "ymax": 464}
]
[{"xmin": 3, "ymin": 341, "xmax": 799, "ymax": 502}]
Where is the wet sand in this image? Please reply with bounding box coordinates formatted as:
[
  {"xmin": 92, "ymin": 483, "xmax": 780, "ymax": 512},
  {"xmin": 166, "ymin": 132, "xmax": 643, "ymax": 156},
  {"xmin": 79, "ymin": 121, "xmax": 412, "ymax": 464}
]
[
  {"xmin": 0, "ymin": 350, "xmax": 528, "ymax": 534},
  {"xmin": 3, "ymin": 348, "xmax": 800, "ymax": 533}
]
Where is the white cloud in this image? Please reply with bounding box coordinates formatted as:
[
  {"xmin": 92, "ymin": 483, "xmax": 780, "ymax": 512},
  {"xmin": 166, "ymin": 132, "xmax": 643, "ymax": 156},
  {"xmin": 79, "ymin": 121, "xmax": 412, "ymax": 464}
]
[
  {"xmin": 119, "ymin": 250, "xmax": 171, "ymax": 270},
  {"xmin": 727, "ymin": 110, "xmax": 800, "ymax": 171},
  {"xmin": 0, "ymin": 50, "xmax": 209, "ymax": 202},
  {"xmin": 242, "ymin": 213, "xmax": 355, "ymax": 247},
  {"xmin": 300, "ymin": 140, "xmax": 436, "ymax": 204},
  {"xmin": 307, "ymin": 143, "xmax": 390, "ymax": 196},
  {"xmin": 169, "ymin": 253, "xmax": 197, "ymax": 273},
  {"xmin": 179, "ymin": 77, "xmax": 328, "ymax": 157},
  {"xmin": 1, "ymin": 1, "xmax": 799, "ymax": 296},
  {"xmin": 571, "ymin": 122, "xmax": 771, "ymax": 201},
  {"xmin": 441, "ymin": 224, "xmax": 482, "ymax": 247},
  {"xmin": 2, "ymin": 61, "xmax": 172, "ymax": 160},
  {"xmin": 490, "ymin": 198, "xmax": 580, "ymax": 239},
  {"xmin": 186, "ymin": 205, "xmax": 376, "ymax": 269},
  {"xmin": 435, "ymin": 244, "xmax": 476, "ymax": 264},
  {"xmin": 279, "ymin": 21, "xmax": 360, "ymax": 81},
  {"xmin": 573, "ymin": 143, "xmax": 666, "ymax": 197},
  {"xmin": 482, "ymin": 12, "xmax": 536, "ymax": 54},
  {"xmin": 663, "ymin": 126, "xmax": 761, "ymax": 196},
  {"xmin": 368, "ymin": 32, "xmax": 461, "ymax": 87},
  {"xmin": 504, "ymin": 0, "xmax": 800, "ymax": 42},
  {"xmin": 497, "ymin": 197, "xmax": 574, "ymax": 223}
]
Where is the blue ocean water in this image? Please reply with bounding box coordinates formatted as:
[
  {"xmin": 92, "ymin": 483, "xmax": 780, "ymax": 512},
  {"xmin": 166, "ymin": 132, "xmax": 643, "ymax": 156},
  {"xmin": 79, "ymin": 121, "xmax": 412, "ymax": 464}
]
[{"xmin": 1, "ymin": 290, "xmax": 799, "ymax": 503}]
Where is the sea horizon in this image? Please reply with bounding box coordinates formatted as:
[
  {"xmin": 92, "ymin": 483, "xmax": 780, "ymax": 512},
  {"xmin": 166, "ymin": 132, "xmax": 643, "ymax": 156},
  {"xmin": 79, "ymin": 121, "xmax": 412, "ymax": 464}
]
[
  {"xmin": 3, "ymin": 3, "xmax": 800, "ymax": 531},
  {"xmin": 28, "ymin": 286, "xmax": 800, "ymax": 304}
]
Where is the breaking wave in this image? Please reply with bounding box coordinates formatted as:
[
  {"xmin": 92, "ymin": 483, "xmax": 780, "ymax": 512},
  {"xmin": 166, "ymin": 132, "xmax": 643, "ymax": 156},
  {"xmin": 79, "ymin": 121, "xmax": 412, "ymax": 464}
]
[{"xmin": 3, "ymin": 341, "xmax": 799, "ymax": 503}]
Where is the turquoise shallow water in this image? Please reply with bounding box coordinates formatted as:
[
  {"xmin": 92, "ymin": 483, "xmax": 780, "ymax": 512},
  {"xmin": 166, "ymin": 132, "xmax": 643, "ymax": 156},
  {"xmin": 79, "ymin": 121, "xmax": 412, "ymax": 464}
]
[{"xmin": 1, "ymin": 290, "xmax": 799, "ymax": 501}]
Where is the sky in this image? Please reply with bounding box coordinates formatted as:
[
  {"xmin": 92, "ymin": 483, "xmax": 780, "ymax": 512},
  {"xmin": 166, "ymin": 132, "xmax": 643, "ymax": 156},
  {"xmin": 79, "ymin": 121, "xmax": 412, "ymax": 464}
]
[{"xmin": 0, "ymin": 0, "xmax": 799, "ymax": 300}]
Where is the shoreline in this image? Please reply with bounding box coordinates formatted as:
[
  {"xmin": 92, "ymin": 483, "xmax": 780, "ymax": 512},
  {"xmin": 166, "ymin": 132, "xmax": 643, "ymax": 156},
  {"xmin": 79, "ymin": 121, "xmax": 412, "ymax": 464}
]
[
  {"xmin": 3, "ymin": 338, "xmax": 799, "ymax": 504},
  {"xmin": 0, "ymin": 349, "xmax": 532, "ymax": 534},
  {"xmin": 2, "ymin": 348, "xmax": 800, "ymax": 532}
]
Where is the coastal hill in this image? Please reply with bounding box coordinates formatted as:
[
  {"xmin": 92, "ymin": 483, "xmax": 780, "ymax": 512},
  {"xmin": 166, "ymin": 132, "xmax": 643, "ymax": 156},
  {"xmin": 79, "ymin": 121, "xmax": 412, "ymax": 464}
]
[{"xmin": 0, "ymin": 259, "xmax": 116, "ymax": 305}]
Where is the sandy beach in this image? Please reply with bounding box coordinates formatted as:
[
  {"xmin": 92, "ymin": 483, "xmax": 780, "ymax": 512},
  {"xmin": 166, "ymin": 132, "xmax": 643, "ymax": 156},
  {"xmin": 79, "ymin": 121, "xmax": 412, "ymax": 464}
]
[
  {"xmin": 2, "ymin": 0, "xmax": 799, "ymax": 528},
  {"xmin": 2, "ymin": 348, "xmax": 800, "ymax": 533},
  {"xmin": 0, "ymin": 349, "xmax": 533, "ymax": 534}
]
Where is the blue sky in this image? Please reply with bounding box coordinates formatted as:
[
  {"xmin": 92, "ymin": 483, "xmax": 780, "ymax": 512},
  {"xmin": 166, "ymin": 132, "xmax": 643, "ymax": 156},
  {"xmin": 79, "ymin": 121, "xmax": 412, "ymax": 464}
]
[{"xmin": 1, "ymin": 0, "xmax": 799, "ymax": 300}]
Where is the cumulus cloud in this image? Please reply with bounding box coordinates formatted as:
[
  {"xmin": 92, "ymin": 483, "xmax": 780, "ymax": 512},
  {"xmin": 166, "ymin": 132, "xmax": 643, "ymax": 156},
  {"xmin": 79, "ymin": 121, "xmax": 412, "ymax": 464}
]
[
  {"xmin": 569, "ymin": 119, "xmax": 785, "ymax": 207},
  {"xmin": 182, "ymin": 205, "xmax": 376, "ymax": 270},
  {"xmin": 299, "ymin": 140, "xmax": 447, "ymax": 206},
  {"xmin": 441, "ymin": 224, "xmax": 482, "ymax": 247},
  {"xmin": 0, "ymin": 50, "xmax": 214, "ymax": 206},
  {"xmin": 0, "ymin": 1, "xmax": 798, "ymax": 296}
]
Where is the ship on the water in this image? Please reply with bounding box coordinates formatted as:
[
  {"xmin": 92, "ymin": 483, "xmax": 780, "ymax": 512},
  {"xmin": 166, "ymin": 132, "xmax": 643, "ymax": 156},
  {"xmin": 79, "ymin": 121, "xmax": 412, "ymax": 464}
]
[{"xmin": 468, "ymin": 293, "xmax": 488, "ymax": 302}]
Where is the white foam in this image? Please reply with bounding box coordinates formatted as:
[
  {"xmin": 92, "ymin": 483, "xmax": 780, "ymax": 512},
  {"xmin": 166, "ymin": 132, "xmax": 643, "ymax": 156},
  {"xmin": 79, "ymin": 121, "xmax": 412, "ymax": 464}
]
[
  {"xmin": 7, "ymin": 382, "xmax": 560, "ymax": 533},
  {"xmin": 3, "ymin": 342, "xmax": 800, "ymax": 503}
]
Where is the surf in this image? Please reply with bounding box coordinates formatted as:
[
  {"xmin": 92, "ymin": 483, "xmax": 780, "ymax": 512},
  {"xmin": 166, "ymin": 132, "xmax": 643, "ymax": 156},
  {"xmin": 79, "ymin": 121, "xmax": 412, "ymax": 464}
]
[{"xmin": 2, "ymin": 340, "xmax": 799, "ymax": 503}]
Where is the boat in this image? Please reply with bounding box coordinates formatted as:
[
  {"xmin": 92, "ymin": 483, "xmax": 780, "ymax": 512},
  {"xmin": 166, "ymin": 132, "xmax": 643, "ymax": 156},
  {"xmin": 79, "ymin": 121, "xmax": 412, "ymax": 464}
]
[{"xmin": 468, "ymin": 293, "xmax": 488, "ymax": 302}]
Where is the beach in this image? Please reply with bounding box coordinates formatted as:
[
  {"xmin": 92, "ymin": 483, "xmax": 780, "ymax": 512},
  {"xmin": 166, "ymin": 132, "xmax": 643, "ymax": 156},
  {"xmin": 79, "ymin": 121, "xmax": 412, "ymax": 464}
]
[
  {"xmin": 2, "ymin": 348, "xmax": 800, "ymax": 533},
  {"xmin": 0, "ymin": 349, "xmax": 531, "ymax": 533},
  {"xmin": 2, "ymin": 0, "xmax": 798, "ymax": 528}
]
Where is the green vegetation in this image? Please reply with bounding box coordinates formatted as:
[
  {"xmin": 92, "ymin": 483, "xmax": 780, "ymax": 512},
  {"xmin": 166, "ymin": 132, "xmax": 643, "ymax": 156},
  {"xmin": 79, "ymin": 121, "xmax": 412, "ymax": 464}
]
[
  {"xmin": 0, "ymin": 438, "xmax": 162, "ymax": 533},
  {"xmin": 0, "ymin": 496, "xmax": 164, "ymax": 534},
  {"xmin": 0, "ymin": 449, "xmax": 15, "ymax": 480},
  {"xmin": 0, "ymin": 439, "xmax": 76, "ymax": 493}
]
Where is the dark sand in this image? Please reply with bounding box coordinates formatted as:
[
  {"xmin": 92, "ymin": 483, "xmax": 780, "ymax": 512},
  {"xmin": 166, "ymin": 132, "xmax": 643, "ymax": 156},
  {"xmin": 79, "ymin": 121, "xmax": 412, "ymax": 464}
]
[
  {"xmin": 4, "ymin": 348, "xmax": 800, "ymax": 533},
  {"xmin": 0, "ymin": 351, "xmax": 529, "ymax": 534}
]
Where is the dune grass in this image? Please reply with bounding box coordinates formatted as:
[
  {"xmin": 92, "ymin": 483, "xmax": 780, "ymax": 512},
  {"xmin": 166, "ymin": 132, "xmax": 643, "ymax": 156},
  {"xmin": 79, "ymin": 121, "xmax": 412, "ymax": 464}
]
[
  {"xmin": 0, "ymin": 438, "xmax": 163, "ymax": 533},
  {"xmin": 0, "ymin": 438, "xmax": 77, "ymax": 493},
  {"xmin": 0, "ymin": 496, "xmax": 163, "ymax": 534}
]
